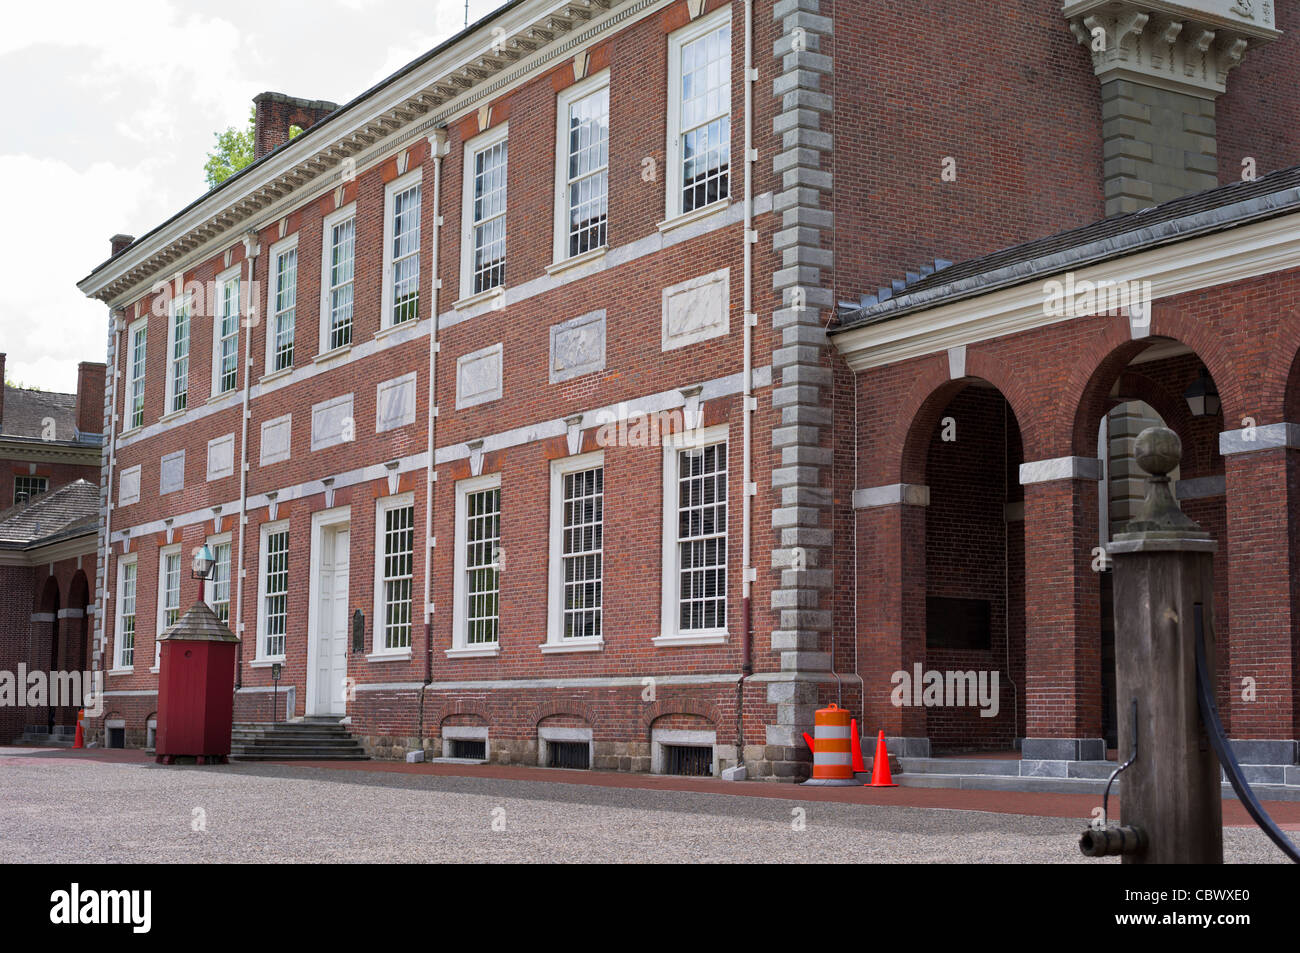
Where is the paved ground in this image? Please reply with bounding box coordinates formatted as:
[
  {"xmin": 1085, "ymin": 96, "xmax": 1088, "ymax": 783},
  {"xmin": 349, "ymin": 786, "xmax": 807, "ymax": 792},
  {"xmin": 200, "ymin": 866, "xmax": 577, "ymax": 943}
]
[{"xmin": 2, "ymin": 747, "xmax": 1293, "ymax": 863}]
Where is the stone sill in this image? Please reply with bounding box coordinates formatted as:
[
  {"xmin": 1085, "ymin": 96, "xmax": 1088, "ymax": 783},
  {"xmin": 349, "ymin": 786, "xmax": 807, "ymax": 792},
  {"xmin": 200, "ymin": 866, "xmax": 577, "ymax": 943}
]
[{"xmin": 657, "ymin": 200, "xmax": 730, "ymax": 234}]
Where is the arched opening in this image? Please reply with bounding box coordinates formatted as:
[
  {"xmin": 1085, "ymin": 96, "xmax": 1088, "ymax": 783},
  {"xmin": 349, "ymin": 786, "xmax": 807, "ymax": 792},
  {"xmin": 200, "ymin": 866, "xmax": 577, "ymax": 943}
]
[
  {"xmin": 903, "ymin": 378, "xmax": 1025, "ymax": 753},
  {"xmin": 1076, "ymin": 336, "xmax": 1228, "ymax": 744}
]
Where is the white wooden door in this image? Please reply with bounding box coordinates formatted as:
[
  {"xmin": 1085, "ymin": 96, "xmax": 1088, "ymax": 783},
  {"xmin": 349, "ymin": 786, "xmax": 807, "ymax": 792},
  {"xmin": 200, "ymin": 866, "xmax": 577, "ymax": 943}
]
[{"xmin": 314, "ymin": 527, "xmax": 350, "ymax": 715}]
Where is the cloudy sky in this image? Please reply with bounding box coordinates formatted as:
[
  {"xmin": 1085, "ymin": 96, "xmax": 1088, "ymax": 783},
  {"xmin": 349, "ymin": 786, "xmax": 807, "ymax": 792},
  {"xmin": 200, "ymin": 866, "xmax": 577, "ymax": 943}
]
[{"xmin": 0, "ymin": 0, "xmax": 503, "ymax": 392}]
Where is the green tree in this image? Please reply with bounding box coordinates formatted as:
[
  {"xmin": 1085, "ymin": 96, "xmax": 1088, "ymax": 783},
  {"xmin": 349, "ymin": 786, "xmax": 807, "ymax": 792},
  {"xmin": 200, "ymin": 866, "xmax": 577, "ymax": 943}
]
[
  {"xmin": 204, "ymin": 108, "xmax": 306, "ymax": 190},
  {"xmin": 204, "ymin": 107, "xmax": 256, "ymax": 190}
]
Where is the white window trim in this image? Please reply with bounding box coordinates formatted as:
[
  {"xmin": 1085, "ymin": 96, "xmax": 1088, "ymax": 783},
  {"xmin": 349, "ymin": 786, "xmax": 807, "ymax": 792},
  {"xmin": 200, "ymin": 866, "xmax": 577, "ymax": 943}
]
[
  {"xmin": 372, "ymin": 491, "xmax": 416, "ymax": 659},
  {"xmin": 319, "ymin": 202, "xmax": 358, "ymax": 356},
  {"xmin": 125, "ymin": 316, "xmax": 148, "ymax": 433},
  {"xmin": 264, "ymin": 232, "xmax": 300, "ymax": 377},
  {"xmin": 112, "ymin": 554, "xmax": 138, "ymax": 672},
  {"xmin": 211, "ymin": 264, "xmax": 242, "ymax": 398},
  {"xmin": 381, "ymin": 171, "xmax": 423, "ymax": 329},
  {"xmin": 544, "ymin": 450, "xmax": 605, "ymax": 652},
  {"xmin": 552, "ymin": 70, "xmax": 610, "ymax": 266},
  {"xmin": 459, "ymin": 122, "xmax": 510, "ymax": 303},
  {"xmin": 164, "ymin": 293, "xmax": 192, "ymax": 417},
  {"xmin": 449, "ymin": 472, "xmax": 502, "ymax": 658},
  {"xmin": 657, "ymin": 423, "xmax": 730, "ymax": 645},
  {"xmin": 255, "ymin": 519, "xmax": 291, "ymax": 662},
  {"xmin": 154, "ymin": 544, "xmax": 182, "ymax": 671},
  {"xmin": 664, "ymin": 6, "xmax": 733, "ymax": 223}
]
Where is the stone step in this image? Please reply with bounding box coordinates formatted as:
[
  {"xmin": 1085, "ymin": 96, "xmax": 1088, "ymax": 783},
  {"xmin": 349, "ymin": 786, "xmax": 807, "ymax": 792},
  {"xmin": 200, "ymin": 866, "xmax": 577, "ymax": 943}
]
[{"xmin": 229, "ymin": 750, "xmax": 371, "ymax": 761}]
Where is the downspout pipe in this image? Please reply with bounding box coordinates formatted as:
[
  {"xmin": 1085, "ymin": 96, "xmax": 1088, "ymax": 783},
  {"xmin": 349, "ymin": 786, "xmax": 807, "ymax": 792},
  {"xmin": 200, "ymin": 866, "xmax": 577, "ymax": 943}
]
[
  {"xmin": 420, "ymin": 129, "xmax": 449, "ymax": 753},
  {"xmin": 233, "ymin": 230, "xmax": 260, "ymax": 691},
  {"xmin": 97, "ymin": 313, "xmax": 122, "ymax": 673},
  {"xmin": 737, "ymin": 0, "xmax": 756, "ymax": 769}
]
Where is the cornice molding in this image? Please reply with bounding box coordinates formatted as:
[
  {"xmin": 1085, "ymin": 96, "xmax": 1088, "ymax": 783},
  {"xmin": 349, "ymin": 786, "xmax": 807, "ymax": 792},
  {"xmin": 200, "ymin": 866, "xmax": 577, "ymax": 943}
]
[{"xmin": 1063, "ymin": 0, "xmax": 1281, "ymax": 98}]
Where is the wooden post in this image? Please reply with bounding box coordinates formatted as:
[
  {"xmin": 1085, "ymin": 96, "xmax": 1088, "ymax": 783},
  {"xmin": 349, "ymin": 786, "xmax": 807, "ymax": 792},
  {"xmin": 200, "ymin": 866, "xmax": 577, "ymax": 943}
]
[{"xmin": 1107, "ymin": 426, "xmax": 1222, "ymax": 863}]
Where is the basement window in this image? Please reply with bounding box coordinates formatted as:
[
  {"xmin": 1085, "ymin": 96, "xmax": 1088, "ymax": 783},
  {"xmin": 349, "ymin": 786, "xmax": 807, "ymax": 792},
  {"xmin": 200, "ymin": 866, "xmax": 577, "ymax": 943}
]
[
  {"xmin": 663, "ymin": 744, "xmax": 713, "ymax": 777},
  {"xmin": 107, "ymin": 727, "xmax": 125, "ymax": 749},
  {"xmin": 449, "ymin": 738, "xmax": 486, "ymax": 760},
  {"xmin": 547, "ymin": 741, "xmax": 591, "ymax": 770}
]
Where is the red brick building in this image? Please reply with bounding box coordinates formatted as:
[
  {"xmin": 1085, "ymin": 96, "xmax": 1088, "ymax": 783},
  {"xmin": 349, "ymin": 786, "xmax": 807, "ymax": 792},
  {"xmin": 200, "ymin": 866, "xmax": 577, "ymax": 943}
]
[
  {"xmin": 0, "ymin": 354, "xmax": 105, "ymax": 744},
  {"xmin": 76, "ymin": 0, "xmax": 1300, "ymax": 785}
]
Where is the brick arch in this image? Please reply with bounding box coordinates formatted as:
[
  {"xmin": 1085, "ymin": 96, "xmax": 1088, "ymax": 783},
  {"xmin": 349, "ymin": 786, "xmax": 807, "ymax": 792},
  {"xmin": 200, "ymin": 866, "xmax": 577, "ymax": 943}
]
[
  {"xmin": 1066, "ymin": 332, "xmax": 1232, "ymax": 458},
  {"xmin": 35, "ymin": 575, "xmax": 60, "ymax": 612},
  {"xmin": 896, "ymin": 353, "xmax": 1032, "ymax": 484},
  {"xmin": 437, "ymin": 700, "xmax": 490, "ymax": 727},
  {"xmin": 526, "ymin": 700, "xmax": 597, "ymax": 728},
  {"xmin": 640, "ymin": 697, "xmax": 721, "ymax": 733},
  {"xmin": 1283, "ymin": 345, "xmax": 1300, "ymax": 423}
]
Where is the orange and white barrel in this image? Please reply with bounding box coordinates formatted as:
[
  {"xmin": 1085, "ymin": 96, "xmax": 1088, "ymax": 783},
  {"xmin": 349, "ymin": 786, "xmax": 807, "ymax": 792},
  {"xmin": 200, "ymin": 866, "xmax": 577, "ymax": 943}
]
[{"xmin": 802, "ymin": 703, "xmax": 860, "ymax": 786}]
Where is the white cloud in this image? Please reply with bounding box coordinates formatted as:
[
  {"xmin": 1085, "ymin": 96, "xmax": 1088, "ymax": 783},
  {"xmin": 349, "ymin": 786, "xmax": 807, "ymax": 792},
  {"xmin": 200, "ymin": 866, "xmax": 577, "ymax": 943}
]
[{"xmin": 0, "ymin": 0, "xmax": 502, "ymax": 391}]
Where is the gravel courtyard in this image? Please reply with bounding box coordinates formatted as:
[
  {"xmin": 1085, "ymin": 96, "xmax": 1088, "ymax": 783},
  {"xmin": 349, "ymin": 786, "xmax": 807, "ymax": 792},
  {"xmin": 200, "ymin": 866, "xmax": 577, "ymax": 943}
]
[{"xmin": 1, "ymin": 748, "xmax": 1288, "ymax": 863}]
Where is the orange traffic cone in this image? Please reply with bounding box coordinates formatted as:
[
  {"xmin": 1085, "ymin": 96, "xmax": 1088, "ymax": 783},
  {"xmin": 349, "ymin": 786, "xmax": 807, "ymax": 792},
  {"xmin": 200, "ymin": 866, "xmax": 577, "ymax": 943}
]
[
  {"xmin": 802, "ymin": 732, "xmax": 815, "ymax": 753},
  {"xmin": 869, "ymin": 729, "xmax": 897, "ymax": 787},
  {"xmin": 850, "ymin": 718, "xmax": 867, "ymax": 774},
  {"xmin": 73, "ymin": 709, "xmax": 85, "ymax": 749}
]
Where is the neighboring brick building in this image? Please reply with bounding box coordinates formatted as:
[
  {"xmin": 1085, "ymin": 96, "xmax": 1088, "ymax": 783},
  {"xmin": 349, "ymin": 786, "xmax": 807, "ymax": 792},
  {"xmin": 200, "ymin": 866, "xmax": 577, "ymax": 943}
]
[
  {"xmin": 0, "ymin": 354, "xmax": 105, "ymax": 743},
  {"xmin": 75, "ymin": 0, "xmax": 1300, "ymax": 784}
]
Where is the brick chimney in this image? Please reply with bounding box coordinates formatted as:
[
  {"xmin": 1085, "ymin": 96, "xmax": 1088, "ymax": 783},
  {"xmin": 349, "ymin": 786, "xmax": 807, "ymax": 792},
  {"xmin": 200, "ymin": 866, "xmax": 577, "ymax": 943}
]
[
  {"xmin": 110, "ymin": 234, "xmax": 135, "ymax": 257},
  {"xmin": 75, "ymin": 361, "xmax": 107, "ymax": 438},
  {"xmin": 1064, "ymin": 0, "xmax": 1282, "ymax": 216},
  {"xmin": 253, "ymin": 92, "xmax": 339, "ymax": 160},
  {"xmin": 0, "ymin": 352, "xmax": 6, "ymax": 432}
]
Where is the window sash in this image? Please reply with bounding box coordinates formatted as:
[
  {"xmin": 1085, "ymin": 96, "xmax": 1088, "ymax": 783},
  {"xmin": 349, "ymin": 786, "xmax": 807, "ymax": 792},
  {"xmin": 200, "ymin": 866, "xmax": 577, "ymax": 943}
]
[
  {"xmin": 328, "ymin": 217, "xmax": 355, "ymax": 348},
  {"xmin": 13, "ymin": 475, "xmax": 48, "ymax": 504},
  {"xmin": 169, "ymin": 299, "xmax": 190, "ymax": 412},
  {"xmin": 465, "ymin": 488, "xmax": 500, "ymax": 644},
  {"xmin": 390, "ymin": 186, "xmax": 420, "ymax": 325},
  {"xmin": 273, "ymin": 248, "xmax": 297, "ymax": 371},
  {"xmin": 118, "ymin": 561, "xmax": 137, "ymax": 667},
  {"xmin": 676, "ymin": 441, "xmax": 727, "ymax": 631},
  {"xmin": 211, "ymin": 542, "xmax": 231, "ymax": 625},
  {"xmin": 381, "ymin": 504, "xmax": 415, "ymax": 649},
  {"xmin": 564, "ymin": 87, "xmax": 609, "ymax": 258},
  {"xmin": 678, "ymin": 23, "xmax": 732, "ymax": 213},
  {"xmin": 471, "ymin": 141, "xmax": 507, "ymax": 294},
  {"xmin": 129, "ymin": 325, "xmax": 147, "ymax": 428},
  {"xmin": 263, "ymin": 529, "xmax": 289, "ymax": 657},
  {"xmin": 217, "ymin": 278, "xmax": 239, "ymax": 393},
  {"xmin": 561, "ymin": 466, "xmax": 603, "ymax": 640}
]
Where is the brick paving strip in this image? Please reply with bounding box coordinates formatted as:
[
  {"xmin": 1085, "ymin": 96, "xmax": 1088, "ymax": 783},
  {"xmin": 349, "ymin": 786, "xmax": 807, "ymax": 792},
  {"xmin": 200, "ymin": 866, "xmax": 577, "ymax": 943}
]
[{"xmin": 20, "ymin": 746, "xmax": 1300, "ymax": 829}]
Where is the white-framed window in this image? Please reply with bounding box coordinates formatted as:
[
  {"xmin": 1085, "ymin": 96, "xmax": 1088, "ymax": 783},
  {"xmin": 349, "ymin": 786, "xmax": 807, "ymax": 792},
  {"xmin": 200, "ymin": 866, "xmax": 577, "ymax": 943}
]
[
  {"xmin": 545, "ymin": 452, "xmax": 604, "ymax": 649},
  {"xmin": 205, "ymin": 533, "xmax": 232, "ymax": 626},
  {"xmin": 554, "ymin": 72, "xmax": 609, "ymax": 262},
  {"xmin": 460, "ymin": 123, "xmax": 508, "ymax": 297},
  {"xmin": 114, "ymin": 555, "xmax": 138, "ymax": 670},
  {"xmin": 212, "ymin": 266, "xmax": 240, "ymax": 396},
  {"xmin": 165, "ymin": 293, "xmax": 191, "ymax": 414},
  {"xmin": 257, "ymin": 521, "xmax": 290, "ymax": 659},
  {"xmin": 666, "ymin": 7, "xmax": 732, "ymax": 219},
  {"xmin": 126, "ymin": 316, "xmax": 147, "ymax": 430},
  {"xmin": 13, "ymin": 475, "xmax": 48, "ymax": 505},
  {"xmin": 374, "ymin": 493, "xmax": 415, "ymax": 654},
  {"xmin": 320, "ymin": 203, "xmax": 356, "ymax": 351},
  {"xmin": 155, "ymin": 545, "xmax": 182, "ymax": 668},
  {"xmin": 265, "ymin": 234, "xmax": 298, "ymax": 373},
  {"xmin": 659, "ymin": 425, "xmax": 729, "ymax": 643},
  {"xmin": 450, "ymin": 473, "xmax": 501, "ymax": 655},
  {"xmin": 382, "ymin": 173, "xmax": 421, "ymax": 327}
]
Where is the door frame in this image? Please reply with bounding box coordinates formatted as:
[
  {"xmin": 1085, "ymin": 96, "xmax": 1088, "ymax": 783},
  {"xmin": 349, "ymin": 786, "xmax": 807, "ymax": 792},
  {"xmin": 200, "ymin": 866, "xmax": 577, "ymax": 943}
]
[{"xmin": 305, "ymin": 505, "xmax": 351, "ymax": 717}]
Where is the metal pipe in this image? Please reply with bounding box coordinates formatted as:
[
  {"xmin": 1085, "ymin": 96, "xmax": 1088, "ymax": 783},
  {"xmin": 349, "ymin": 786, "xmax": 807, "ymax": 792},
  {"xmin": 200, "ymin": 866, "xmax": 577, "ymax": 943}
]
[
  {"xmin": 1079, "ymin": 825, "xmax": 1147, "ymax": 857},
  {"xmin": 232, "ymin": 231, "xmax": 259, "ymax": 689},
  {"xmin": 736, "ymin": 0, "xmax": 755, "ymax": 768},
  {"xmin": 97, "ymin": 312, "xmax": 122, "ymax": 673}
]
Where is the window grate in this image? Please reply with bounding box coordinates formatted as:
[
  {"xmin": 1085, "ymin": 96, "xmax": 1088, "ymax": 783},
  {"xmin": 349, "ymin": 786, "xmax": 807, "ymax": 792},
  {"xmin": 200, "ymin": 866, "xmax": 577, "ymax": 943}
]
[
  {"xmin": 107, "ymin": 727, "xmax": 125, "ymax": 749},
  {"xmin": 450, "ymin": 738, "xmax": 486, "ymax": 760},
  {"xmin": 547, "ymin": 741, "xmax": 590, "ymax": 770},
  {"xmin": 664, "ymin": 744, "xmax": 713, "ymax": 777}
]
